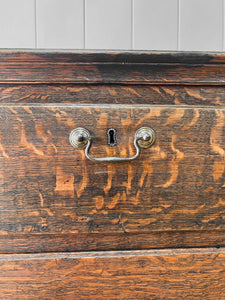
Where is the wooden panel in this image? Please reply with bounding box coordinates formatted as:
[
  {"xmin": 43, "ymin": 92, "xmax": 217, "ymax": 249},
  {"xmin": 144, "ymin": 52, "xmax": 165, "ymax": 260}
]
[
  {"xmin": 1, "ymin": 84, "xmax": 225, "ymax": 106},
  {"xmin": 0, "ymin": 51, "xmax": 225, "ymax": 84},
  {"xmin": 1, "ymin": 248, "xmax": 225, "ymax": 299},
  {"xmin": 1, "ymin": 231, "xmax": 225, "ymax": 254},
  {"xmin": 1, "ymin": 62, "xmax": 225, "ymax": 84},
  {"xmin": 1, "ymin": 51, "xmax": 225, "ymax": 64},
  {"xmin": 133, "ymin": 0, "xmax": 178, "ymax": 50},
  {"xmin": 36, "ymin": 0, "xmax": 84, "ymax": 49},
  {"xmin": 1, "ymin": 105, "xmax": 225, "ymax": 240}
]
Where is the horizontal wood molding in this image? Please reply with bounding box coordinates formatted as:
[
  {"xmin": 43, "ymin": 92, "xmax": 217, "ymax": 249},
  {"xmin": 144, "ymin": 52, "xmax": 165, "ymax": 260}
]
[
  {"xmin": 1, "ymin": 50, "xmax": 225, "ymax": 64},
  {"xmin": 0, "ymin": 231, "xmax": 225, "ymax": 254},
  {"xmin": 0, "ymin": 51, "xmax": 225, "ymax": 84},
  {"xmin": 1, "ymin": 248, "xmax": 225, "ymax": 298},
  {"xmin": 1, "ymin": 84, "xmax": 225, "ymax": 106}
]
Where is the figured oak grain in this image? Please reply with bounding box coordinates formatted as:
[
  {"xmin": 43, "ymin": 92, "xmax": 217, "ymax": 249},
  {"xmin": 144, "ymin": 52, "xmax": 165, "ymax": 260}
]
[
  {"xmin": 1, "ymin": 105, "xmax": 225, "ymax": 241},
  {"xmin": 1, "ymin": 248, "xmax": 225, "ymax": 299},
  {"xmin": 2, "ymin": 50, "xmax": 225, "ymax": 298}
]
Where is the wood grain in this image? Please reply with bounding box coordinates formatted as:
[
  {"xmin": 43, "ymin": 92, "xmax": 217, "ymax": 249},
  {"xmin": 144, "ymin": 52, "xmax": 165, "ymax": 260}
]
[
  {"xmin": 2, "ymin": 50, "xmax": 225, "ymax": 297},
  {"xmin": 1, "ymin": 105, "xmax": 225, "ymax": 243},
  {"xmin": 0, "ymin": 231, "xmax": 225, "ymax": 254},
  {"xmin": 1, "ymin": 84, "xmax": 225, "ymax": 106},
  {"xmin": 0, "ymin": 51, "xmax": 225, "ymax": 84},
  {"xmin": 1, "ymin": 248, "xmax": 225, "ymax": 299},
  {"xmin": 0, "ymin": 63, "xmax": 224, "ymax": 85},
  {"xmin": 0, "ymin": 50, "xmax": 224, "ymax": 64}
]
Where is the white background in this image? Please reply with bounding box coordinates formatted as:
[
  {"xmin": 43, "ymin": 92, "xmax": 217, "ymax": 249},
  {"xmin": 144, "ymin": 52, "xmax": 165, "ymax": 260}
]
[{"xmin": 0, "ymin": 0, "xmax": 223, "ymax": 51}]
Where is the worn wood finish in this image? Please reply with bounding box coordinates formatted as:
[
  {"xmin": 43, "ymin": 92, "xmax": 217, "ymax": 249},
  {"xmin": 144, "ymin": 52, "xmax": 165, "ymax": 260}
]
[
  {"xmin": 1, "ymin": 50, "xmax": 225, "ymax": 64},
  {"xmin": 1, "ymin": 105, "xmax": 225, "ymax": 243},
  {"xmin": 1, "ymin": 231, "xmax": 225, "ymax": 254},
  {"xmin": 1, "ymin": 248, "xmax": 225, "ymax": 299},
  {"xmin": 1, "ymin": 84, "xmax": 225, "ymax": 106},
  {"xmin": 1, "ymin": 63, "xmax": 225, "ymax": 85},
  {"xmin": 0, "ymin": 51, "xmax": 225, "ymax": 84},
  {"xmin": 2, "ymin": 51, "xmax": 225, "ymax": 297}
]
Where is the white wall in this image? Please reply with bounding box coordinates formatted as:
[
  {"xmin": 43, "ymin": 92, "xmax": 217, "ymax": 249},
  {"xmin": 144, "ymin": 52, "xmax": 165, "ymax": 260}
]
[{"xmin": 0, "ymin": 0, "xmax": 223, "ymax": 51}]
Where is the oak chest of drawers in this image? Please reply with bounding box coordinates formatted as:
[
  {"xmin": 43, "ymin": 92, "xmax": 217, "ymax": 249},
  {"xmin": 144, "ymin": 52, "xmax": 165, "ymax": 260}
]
[{"xmin": 1, "ymin": 51, "xmax": 225, "ymax": 299}]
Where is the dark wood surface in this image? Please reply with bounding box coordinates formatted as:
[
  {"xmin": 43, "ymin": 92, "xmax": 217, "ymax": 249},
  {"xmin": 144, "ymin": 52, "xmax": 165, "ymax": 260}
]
[
  {"xmin": 2, "ymin": 51, "xmax": 225, "ymax": 297},
  {"xmin": 0, "ymin": 51, "xmax": 225, "ymax": 84},
  {"xmin": 1, "ymin": 105, "xmax": 225, "ymax": 251},
  {"xmin": 1, "ymin": 50, "xmax": 225, "ymax": 64},
  {"xmin": 1, "ymin": 84, "xmax": 225, "ymax": 106},
  {"xmin": 1, "ymin": 63, "xmax": 225, "ymax": 84},
  {"xmin": 1, "ymin": 231, "xmax": 225, "ymax": 254},
  {"xmin": 1, "ymin": 248, "xmax": 225, "ymax": 299}
]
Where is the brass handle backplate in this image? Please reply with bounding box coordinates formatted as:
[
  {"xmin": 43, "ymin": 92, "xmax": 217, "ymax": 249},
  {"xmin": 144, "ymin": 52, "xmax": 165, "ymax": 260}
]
[{"xmin": 69, "ymin": 127, "xmax": 156, "ymax": 163}]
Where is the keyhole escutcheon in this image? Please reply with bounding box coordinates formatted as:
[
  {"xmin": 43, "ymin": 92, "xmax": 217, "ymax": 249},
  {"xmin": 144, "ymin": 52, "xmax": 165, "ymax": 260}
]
[{"xmin": 107, "ymin": 128, "xmax": 117, "ymax": 146}]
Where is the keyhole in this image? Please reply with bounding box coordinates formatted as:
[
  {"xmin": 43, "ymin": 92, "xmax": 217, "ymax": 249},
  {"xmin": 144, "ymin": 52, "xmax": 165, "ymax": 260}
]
[{"xmin": 107, "ymin": 128, "xmax": 117, "ymax": 146}]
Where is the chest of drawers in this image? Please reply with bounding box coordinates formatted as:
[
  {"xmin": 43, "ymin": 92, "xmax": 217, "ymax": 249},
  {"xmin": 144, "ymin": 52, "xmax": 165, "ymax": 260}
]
[{"xmin": 1, "ymin": 51, "xmax": 225, "ymax": 299}]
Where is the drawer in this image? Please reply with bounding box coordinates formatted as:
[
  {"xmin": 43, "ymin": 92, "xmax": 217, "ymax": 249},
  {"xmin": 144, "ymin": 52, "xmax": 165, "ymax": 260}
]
[
  {"xmin": 1, "ymin": 104, "xmax": 225, "ymax": 251},
  {"xmin": 1, "ymin": 50, "xmax": 225, "ymax": 254},
  {"xmin": 1, "ymin": 248, "xmax": 225, "ymax": 299},
  {"xmin": 2, "ymin": 51, "xmax": 225, "ymax": 299}
]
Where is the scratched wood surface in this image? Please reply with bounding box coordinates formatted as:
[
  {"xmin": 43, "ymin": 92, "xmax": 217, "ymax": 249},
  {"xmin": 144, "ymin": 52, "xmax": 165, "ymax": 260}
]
[
  {"xmin": 1, "ymin": 231, "xmax": 225, "ymax": 253},
  {"xmin": 1, "ymin": 105, "xmax": 225, "ymax": 250},
  {"xmin": 1, "ymin": 84, "xmax": 225, "ymax": 106},
  {"xmin": 1, "ymin": 248, "xmax": 225, "ymax": 299},
  {"xmin": 2, "ymin": 51, "xmax": 225, "ymax": 298},
  {"xmin": 0, "ymin": 51, "xmax": 225, "ymax": 84}
]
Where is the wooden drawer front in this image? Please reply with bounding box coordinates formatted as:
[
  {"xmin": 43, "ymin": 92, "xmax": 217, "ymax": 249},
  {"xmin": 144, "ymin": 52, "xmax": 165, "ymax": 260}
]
[
  {"xmin": 1, "ymin": 104, "xmax": 225, "ymax": 251},
  {"xmin": 1, "ymin": 248, "xmax": 225, "ymax": 299}
]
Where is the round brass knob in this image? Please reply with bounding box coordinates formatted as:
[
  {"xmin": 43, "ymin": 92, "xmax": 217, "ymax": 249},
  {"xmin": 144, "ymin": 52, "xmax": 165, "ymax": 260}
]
[
  {"xmin": 69, "ymin": 127, "xmax": 91, "ymax": 150},
  {"xmin": 135, "ymin": 127, "xmax": 156, "ymax": 149}
]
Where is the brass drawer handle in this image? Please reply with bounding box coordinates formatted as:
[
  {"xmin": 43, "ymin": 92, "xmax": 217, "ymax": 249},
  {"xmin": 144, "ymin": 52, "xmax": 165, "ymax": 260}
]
[{"xmin": 69, "ymin": 127, "xmax": 155, "ymax": 163}]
